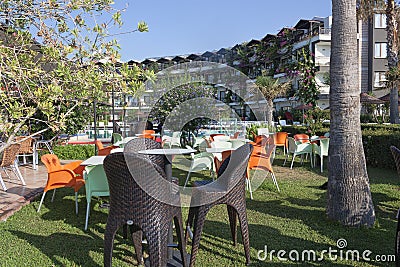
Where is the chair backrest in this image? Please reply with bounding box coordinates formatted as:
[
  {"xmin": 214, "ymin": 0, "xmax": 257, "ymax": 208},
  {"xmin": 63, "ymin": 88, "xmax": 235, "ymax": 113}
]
[
  {"xmin": 257, "ymin": 128, "xmax": 269, "ymax": 136},
  {"xmin": 274, "ymin": 132, "xmax": 288, "ymax": 146},
  {"xmin": 214, "ymin": 144, "xmax": 253, "ymax": 191},
  {"xmin": 15, "ymin": 136, "xmax": 33, "ymax": 154},
  {"xmin": 112, "ymin": 133, "xmax": 123, "ymax": 143},
  {"xmin": 103, "ymin": 152, "xmax": 177, "ymax": 214},
  {"xmin": 319, "ymin": 138, "xmax": 330, "ymax": 156},
  {"xmin": 210, "ymin": 134, "xmax": 224, "ymax": 141},
  {"xmin": 84, "ymin": 165, "xmax": 109, "ymax": 196},
  {"xmin": 287, "ymin": 137, "xmax": 296, "ymax": 153},
  {"xmin": 124, "ymin": 138, "xmax": 165, "ymax": 169},
  {"xmin": 1, "ymin": 143, "xmax": 21, "ymax": 167},
  {"xmin": 141, "ymin": 130, "xmax": 155, "ymax": 140},
  {"xmin": 294, "ymin": 134, "xmax": 310, "ymax": 143},
  {"xmin": 95, "ymin": 140, "xmax": 104, "ymax": 150},
  {"xmin": 41, "ymin": 154, "xmax": 62, "ymax": 172},
  {"xmin": 211, "ymin": 141, "xmax": 232, "ymax": 149},
  {"xmin": 229, "ymin": 139, "xmax": 246, "ymax": 149},
  {"xmin": 212, "ymin": 135, "xmax": 230, "ymax": 142}
]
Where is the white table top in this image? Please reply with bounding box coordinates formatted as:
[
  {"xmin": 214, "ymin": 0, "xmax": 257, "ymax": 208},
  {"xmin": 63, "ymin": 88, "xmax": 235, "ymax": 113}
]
[
  {"xmin": 206, "ymin": 147, "xmax": 235, "ymax": 153},
  {"xmin": 110, "ymin": 148, "xmax": 124, "ymax": 153},
  {"xmin": 137, "ymin": 148, "xmax": 196, "ymax": 155},
  {"xmin": 81, "ymin": 156, "xmax": 106, "ymax": 166}
]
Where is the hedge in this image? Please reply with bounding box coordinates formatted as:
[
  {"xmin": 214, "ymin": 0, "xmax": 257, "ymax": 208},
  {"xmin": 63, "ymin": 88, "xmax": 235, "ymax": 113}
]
[{"xmin": 51, "ymin": 144, "xmax": 95, "ymax": 160}]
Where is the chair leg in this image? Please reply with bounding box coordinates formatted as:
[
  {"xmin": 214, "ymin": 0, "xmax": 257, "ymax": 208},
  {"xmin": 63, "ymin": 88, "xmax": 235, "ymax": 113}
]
[
  {"xmin": 37, "ymin": 191, "xmax": 47, "ymax": 212},
  {"xmin": 189, "ymin": 206, "xmax": 209, "ymax": 267},
  {"xmin": 320, "ymin": 156, "xmax": 323, "ymax": 173},
  {"xmin": 290, "ymin": 155, "xmax": 296, "ymax": 169},
  {"xmin": 185, "ymin": 207, "xmax": 197, "ymax": 242},
  {"xmin": 13, "ymin": 161, "xmax": 26, "ymax": 185},
  {"xmin": 129, "ymin": 225, "xmax": 144, "ymax": 265},
  {"xmin": 85, "ymin": 200, "xmax": 91, "ymax": 230},
  {"xmin": 236, "ymin": 205, "xmax": 251, "ymax": 266},
  {"xmin": 75, "ymin": 192, "xmax": 78, "ymax": 215},
  {"xmin": 283, "ymin": 153, "xmax": 288, "ymax": 166},
  {"xmin": 145, "ymin": 225, "xmax": 168, "ymax": 267},
  {"xmin": 0, "ymin": 172, "xmax": 7, "ymax": 191},
  {"xmin": 271, "ymin": 172, "xmax": 280, "ymax": 192},
  {"xmin": 184, "ymin": 169, "xmax": 192, "ymax": 188},
  {"xmin": 246, "ymin": 178, "xmax": 253, "ymax": 199},
  {"xmin": 104, "ymin": 220, "xmax": 119, "ymax": 267},
  {"xmin": 174, "ymin": 213, "xmax": 188, "ymax": 267},
  {"xmin": 51, "ymin": 189, "xmax": 56, "ymax": 202},
  {"xmin": 227, "ymin": 205, "xmax": 238, "ymax": 245}
]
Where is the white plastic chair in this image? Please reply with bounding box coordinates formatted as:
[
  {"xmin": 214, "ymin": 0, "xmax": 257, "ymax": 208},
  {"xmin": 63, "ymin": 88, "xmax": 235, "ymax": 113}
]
[
  {"xmin": 184, "ymin": 146, "xmax": 215, "ymax": 187},
  {"xmin": 313, "ymin": 138, "xmax": 329, "ymax": 172},
  {"xmin": 283, "ymin": 137, "xmax": 313, "ymax": 169}
]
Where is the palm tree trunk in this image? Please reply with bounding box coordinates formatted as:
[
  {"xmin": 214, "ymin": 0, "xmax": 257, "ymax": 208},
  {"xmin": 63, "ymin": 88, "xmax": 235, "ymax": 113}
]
[
  {"xmin": 387, "ymin": 0, "xmax": 399, "ymax": 124},
  {"xmin": 328, "ymin": 0, "xmax": 375, "ymax": 227}
]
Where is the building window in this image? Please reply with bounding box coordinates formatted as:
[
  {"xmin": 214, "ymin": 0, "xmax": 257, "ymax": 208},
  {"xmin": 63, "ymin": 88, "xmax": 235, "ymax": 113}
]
[
  {"xmin": 374, "ymin": 71, "xmax": 386, "ymax": 87},
  {"xmin": 374, "ymin": 42, "xmax": 387, "ymax": 58},
  {"xmin": 374, "ymin": 13, "xmax": 387, "ymax": 28}
]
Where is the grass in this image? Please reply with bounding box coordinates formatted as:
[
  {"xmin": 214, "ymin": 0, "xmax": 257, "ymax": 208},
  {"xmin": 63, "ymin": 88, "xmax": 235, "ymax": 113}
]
[{"xmin": 0, "ymin": 151, "xmax": 399, "ymax": 266}]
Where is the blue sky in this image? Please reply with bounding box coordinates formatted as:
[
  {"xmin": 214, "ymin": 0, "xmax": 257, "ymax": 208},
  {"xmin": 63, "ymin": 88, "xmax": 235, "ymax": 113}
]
[{"xmin": 110, "ymin": 1, "xmax": 332, "ymax": 62}]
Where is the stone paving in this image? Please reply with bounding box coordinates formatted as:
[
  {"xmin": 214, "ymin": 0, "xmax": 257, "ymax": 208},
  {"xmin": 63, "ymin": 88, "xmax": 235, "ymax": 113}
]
[{"xmin": 0, "ymin": 163, "xmax": 47, "ymax": 221}]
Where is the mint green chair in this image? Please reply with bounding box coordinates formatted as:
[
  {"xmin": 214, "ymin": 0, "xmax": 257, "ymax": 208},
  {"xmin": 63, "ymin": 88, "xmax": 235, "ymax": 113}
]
[
  {"xmin": 84, "ymin": 165, "xmax": 109, "ymax": 230},
  {"xmin": 112, "ymin": 133, "xmax": 123, "ymax": 144}
]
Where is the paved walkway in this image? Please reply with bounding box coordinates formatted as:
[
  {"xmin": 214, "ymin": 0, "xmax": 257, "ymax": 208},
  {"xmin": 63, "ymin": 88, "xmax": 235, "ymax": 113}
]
[{"xmin": 0, "ymin": 163, "xmax": 48, "ymax": 221}]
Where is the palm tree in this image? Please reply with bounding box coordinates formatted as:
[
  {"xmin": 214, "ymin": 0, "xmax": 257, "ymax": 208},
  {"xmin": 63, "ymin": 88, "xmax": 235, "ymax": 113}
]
[
  {"xmin": 255, "ymin": 76, "xmax": 290, "ymax": 126},
  {"xmin": 328, "ymin": 0, "xmax": 375, "ymax": 226},
  {"xmin": 358, "ymin": 0, "xmax": 399, "ymax": 123}
]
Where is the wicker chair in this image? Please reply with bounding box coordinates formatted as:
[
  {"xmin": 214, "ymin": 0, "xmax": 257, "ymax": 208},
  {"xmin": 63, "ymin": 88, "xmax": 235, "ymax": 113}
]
[
  {"xmin": 0, "ymin": 143, "xmax": 25, "ymax": 191},
  {"xmin": 185, "ymin": 144, "xmax": 253, "ymax": 267},
  {"xmin": 103, "ymin": 152, "xmax": 187, "ymax": 267},
  {"xmin": 124, "ymin": 137, "xmax": 165, "ymax": 169},
  {"xmin": 15, "ymin": 136, "xmax": 36, "ymax": 170}
]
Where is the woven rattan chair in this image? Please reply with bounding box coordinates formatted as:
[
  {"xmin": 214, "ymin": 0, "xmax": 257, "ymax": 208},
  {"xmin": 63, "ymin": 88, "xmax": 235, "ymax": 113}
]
[
  {"xmin": 103, "ymin": 152, "xmax": 187, "ymax": 267},
  {"xmin": 0, "ymin": 143, "xmax": 25, "ymax": 191},
  {"xmin": 15, "ymin": 136, "xmax": 36, "ymax": 170},
  {"xmin": 124, "ymin": 137, "xmax": 165, "ymax": 169},
  {"xmin": 185, "ymin": 144, "xmax": 253, "ymax": 267}
]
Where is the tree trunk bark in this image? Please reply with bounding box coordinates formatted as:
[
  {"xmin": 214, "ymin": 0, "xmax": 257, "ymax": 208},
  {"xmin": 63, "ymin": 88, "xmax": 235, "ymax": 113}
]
[
  {"xmin": 386, "ymin": 0, "xmax": 399, "ymax": 124},
  {"xmin": 328, "ymin": 0, "xmax": 375, "ymax": 227}
]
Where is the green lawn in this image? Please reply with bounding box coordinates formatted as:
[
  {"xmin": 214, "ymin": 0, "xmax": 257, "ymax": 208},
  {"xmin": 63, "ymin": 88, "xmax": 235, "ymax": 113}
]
[{"xmin": 0, "ymin": 153, "xmax": 399, "ymax": 266}]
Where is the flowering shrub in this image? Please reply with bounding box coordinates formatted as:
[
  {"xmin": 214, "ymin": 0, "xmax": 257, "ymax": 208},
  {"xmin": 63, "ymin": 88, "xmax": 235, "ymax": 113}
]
[{"xmin": 295, "ymin": 48, "xmax": 319, "ymax": 107}]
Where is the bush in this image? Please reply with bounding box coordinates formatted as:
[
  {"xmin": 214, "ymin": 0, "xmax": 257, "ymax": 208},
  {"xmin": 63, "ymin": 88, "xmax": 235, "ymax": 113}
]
[{"xmin": 52, "ymin": 145, "xmax": 95, "ymax": 160}]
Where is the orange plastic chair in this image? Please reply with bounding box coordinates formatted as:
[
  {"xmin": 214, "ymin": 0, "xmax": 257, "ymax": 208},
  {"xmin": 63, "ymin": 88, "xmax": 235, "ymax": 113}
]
[
  {"xmin": 141, "ymin": 130, "xmax": 156, "ymax": 140},
  {"xmin": 37, "ymin": 154, "xmax": 85, "ymax": 214},
  {"xmin": 247, "ymin": 136, "xmax": 279, "ymax": 197},
  {"xmin": 95, "ymin": 140, "xmax": 118, "ymax": 156},
  {"xmin": 273, "ymin": 132, "xmax": 288, "ymax": 155},
  {"xmin": 294, "ymin": 133, "xmax": 310, "ymax": 143},
  {"xmin": 214, "ymin": 150, "xmax": 233, "ymax": 173}
]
